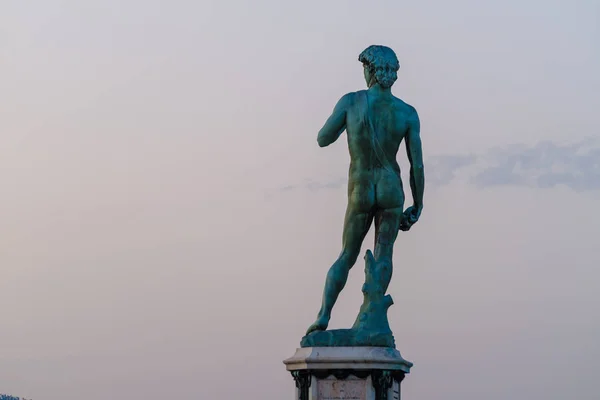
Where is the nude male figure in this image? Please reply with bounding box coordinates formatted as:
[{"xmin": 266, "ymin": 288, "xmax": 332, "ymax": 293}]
[{"xmin": 307, "ymin": 45, "xmax": 425, "ymax": 335}]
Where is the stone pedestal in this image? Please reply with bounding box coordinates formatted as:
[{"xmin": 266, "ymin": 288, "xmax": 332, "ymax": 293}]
[{"xmin": 283, "ymin": 347, "xmax": 413, "ymax": 400}]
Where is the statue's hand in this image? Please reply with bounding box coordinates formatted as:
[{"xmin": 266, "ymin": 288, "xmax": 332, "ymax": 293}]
[{"xmin": 399, "ymin": 205, "xmax": 422, "ymax": 231}]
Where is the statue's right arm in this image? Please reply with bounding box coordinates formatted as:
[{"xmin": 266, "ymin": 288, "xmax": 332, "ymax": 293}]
[{"xmin": 317, "ymin": 93, "xmax": 352, "ymax": 147}]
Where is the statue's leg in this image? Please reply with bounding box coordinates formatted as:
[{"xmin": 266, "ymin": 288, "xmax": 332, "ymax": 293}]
[
  {"xmin": 306, "ymin": 204, "xmax": 373, "ymax": 335},
  {"xmin": 372, "ymin": 172, "xmax": 405, "ymax": 292},
  {"xmin": 373, "ymin": 207, "xmax": 403, "ymax": 294}
]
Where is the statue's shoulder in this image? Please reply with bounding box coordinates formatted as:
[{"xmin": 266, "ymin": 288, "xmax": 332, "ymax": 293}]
[
  {"xmin": 338, "ymin": 90, "xmax": 368, "ymax": 109},
  {"xmin": 392, "ymin": 96, "xmax": 415, "ymax": 110},
  {"xmin": 392, "ymin": 96, "xmax": 418, "ymax": 117},
  {"xmin": 339, "ymin": 91, "xmax": 361, "ymax": 105}
]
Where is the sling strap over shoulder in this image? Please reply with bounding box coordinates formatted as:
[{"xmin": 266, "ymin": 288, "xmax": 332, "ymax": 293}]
[{"xmin": 356, "ymin": 91, "xmax": 398, "ymax": 177}]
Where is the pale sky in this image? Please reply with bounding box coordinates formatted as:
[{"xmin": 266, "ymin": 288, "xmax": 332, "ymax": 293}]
[{"xmin": 1, "ymin": 1, "xmax": 599, "ymax": 399}]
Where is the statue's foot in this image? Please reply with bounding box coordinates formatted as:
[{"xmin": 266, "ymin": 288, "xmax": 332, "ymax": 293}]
[{"xmin": 306, "ymin": 315, "xmax": 330, "ymax": 336}]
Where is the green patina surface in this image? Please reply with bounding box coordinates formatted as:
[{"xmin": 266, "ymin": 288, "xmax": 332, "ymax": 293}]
[{"xmin": 303, "ymin": 45, "xmax": 425, "ymax": 348}]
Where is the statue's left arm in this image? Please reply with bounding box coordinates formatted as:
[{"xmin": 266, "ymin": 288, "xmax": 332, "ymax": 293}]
[
  {"xmin": 400, "ymin": 107, "xmax": 424, "ymax": 230},
  {"xmin": 406, "ymin": 108, "xmax": 424, "ymax": 209},
  {"xmin": 317, "ymin": 93, "xmax": 352, "ymax": 147}
]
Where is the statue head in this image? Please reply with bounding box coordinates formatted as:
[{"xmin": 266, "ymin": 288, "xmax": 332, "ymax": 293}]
[{"xmin": 358, "ymin": 45, "xmax": 400, "ymax": 89}]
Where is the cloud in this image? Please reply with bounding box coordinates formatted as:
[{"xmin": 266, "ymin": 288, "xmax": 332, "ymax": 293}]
[
  {"xmin": 472, "ymin": 138, "xmax": 600, "ymax": 191},
  {"xmin": 427, "ymin": 154, "xmax": 477, "ymax": 186},
  {"xmin": 277, "ymin": 177, "xmax": 348, "ymax": 193}
]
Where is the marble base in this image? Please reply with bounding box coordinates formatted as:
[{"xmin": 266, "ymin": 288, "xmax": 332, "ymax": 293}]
[{"xmin": 283, "ymin": 347, "xmax": 412, "ymax": 400}]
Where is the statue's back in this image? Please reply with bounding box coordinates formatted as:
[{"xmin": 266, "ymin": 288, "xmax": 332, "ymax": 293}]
[{"xmin": 346, "ymin": 90, "xmax": 414, "ymax": 175}]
